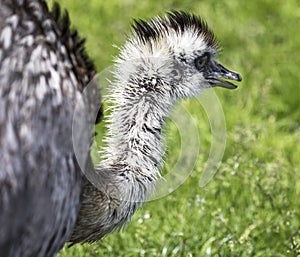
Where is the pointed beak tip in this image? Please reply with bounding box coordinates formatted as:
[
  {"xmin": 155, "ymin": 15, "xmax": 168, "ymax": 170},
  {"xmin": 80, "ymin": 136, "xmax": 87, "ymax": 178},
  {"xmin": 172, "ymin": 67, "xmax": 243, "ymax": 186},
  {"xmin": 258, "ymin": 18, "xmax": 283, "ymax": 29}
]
[
  {"xmin": 205, "ymin": 61, "xmax": 242, "ymax": 89},
  {"xmin": 229, "ymin": 71, "xmax": 242, "ymax": 82}
]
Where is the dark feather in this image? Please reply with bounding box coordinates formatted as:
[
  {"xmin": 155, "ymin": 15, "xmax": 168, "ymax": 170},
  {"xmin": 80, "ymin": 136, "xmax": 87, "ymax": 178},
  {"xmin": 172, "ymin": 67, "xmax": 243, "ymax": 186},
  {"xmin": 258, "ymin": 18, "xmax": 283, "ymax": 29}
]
[
  {"xmin": 0, "ymin": 1, "xmax": 99, "ymax": 256},
  {"xmin": 132, "ymin": 10, "xmax": 218, "ymax": 48},
  {"xmin": 48, "ymin": 1, "xmax": 96, "ymax": 90}
]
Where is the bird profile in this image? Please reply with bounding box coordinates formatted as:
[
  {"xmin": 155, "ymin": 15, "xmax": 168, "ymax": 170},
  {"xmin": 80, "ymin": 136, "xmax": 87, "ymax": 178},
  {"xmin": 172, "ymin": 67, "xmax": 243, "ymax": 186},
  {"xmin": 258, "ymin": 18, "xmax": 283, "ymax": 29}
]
[
  {"xmin": 0, "ymin": 1, "xmax": 242, "ymax": 256},
  {"xmin": 70, "ymin": 10, "xmax": 241, "ymax": 244}
]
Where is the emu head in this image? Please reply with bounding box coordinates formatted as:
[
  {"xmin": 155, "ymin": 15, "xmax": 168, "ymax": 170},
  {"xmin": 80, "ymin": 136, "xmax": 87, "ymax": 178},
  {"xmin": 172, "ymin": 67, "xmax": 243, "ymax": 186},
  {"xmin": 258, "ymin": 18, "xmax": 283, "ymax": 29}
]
[{"xmin": 115, "ymin": 11, "xmax": 242, "ymax": 102}]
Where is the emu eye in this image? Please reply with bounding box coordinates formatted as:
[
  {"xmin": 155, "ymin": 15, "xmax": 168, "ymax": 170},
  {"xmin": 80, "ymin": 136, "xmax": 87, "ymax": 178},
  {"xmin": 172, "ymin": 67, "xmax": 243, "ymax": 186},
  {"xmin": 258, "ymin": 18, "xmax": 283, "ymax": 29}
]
[{"xmin": 194, "ymin": 53, "xmax": 210, "ymax": 71}]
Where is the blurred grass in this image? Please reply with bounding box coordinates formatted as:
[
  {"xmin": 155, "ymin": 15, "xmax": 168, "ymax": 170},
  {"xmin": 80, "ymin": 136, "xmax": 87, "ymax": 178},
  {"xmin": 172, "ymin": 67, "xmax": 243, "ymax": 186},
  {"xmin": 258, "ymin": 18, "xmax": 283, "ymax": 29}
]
[{"xmin": 48, "ymin": 0, "xmax": 300, "ymax": 256}]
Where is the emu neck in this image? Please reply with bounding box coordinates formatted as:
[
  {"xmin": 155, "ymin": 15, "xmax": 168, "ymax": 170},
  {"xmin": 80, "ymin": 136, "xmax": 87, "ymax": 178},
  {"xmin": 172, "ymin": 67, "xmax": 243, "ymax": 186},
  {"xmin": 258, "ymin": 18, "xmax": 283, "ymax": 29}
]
[
  {"xmin": 102, "ymin": 91, "xmax": 171, "ymax": 180},
  {"xmin": 71, "ymin": 64, "xmax": 176, "ymax": 243}
]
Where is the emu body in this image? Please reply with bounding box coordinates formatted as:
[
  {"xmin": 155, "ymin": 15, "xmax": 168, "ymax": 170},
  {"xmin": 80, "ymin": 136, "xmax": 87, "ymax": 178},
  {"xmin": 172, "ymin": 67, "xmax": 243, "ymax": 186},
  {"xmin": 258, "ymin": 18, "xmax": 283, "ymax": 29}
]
[{"xmin": 0, "ymin": 0, "xmax": 95, "ymax": 256}]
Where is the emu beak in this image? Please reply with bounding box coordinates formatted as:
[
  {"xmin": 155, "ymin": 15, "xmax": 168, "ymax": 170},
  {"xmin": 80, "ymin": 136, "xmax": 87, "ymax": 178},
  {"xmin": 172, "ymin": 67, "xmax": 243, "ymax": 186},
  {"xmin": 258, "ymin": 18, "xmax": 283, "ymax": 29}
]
[{"xmin": 205, "ymin": 60, "xmax": 242, "ymax": 89}]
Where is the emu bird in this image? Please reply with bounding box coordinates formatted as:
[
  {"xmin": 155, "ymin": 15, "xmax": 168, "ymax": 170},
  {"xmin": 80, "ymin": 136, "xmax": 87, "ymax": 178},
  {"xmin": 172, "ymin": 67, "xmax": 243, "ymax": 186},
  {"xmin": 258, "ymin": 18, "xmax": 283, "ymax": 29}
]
[
  {"xmin": 0, "ymin": 0, "xmax": 241, "ymax": 256},
  {"xmin": 70, "ymin": 8, "xmax": 241, "ymax": 244}
]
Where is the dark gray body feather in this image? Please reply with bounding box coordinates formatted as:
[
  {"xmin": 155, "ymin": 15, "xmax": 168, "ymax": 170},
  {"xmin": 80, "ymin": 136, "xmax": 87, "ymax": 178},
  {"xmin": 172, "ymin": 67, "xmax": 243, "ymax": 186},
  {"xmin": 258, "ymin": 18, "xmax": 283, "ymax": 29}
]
[{"xmin": 0, "ymin": 0, "xmax": 97, "ymax": 256}]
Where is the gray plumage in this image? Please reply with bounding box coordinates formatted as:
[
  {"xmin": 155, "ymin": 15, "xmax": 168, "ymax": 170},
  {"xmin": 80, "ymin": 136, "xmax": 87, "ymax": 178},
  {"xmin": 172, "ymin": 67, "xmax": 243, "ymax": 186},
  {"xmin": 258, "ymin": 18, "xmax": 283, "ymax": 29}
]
[
  {"xmin": 0, "ymin": 0, "xmax": 96, "ymax": 256},
  {"xmin": 0, "ymin": 1, "xmax": 242, "ymax": 256}
]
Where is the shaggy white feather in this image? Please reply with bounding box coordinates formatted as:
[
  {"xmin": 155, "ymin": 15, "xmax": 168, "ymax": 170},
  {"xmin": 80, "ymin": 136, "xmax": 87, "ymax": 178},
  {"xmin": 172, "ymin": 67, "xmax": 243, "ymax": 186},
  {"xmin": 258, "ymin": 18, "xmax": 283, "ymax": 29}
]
[{"xmin": 99, "ymin": 25, "xmax": 211, "ymax": 182}]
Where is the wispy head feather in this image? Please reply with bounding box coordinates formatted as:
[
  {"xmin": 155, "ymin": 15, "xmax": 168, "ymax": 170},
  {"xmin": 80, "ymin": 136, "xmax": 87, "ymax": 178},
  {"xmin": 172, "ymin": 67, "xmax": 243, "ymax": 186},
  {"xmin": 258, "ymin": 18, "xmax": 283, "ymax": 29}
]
[{"xmin": 132, "ymin": 10, "xmax": 218, "ymax": 49}]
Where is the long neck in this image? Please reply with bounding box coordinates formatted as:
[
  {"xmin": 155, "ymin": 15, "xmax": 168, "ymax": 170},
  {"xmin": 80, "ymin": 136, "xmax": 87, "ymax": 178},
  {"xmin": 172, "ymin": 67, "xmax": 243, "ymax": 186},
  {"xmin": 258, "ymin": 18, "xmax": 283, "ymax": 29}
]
[
  {"xmin": 101, "ymin": 83, "xmax": 172, "ymax": 181},
  {"xmin": 70, "ymin": 75, "xmax": 174, "ymax": 244}
]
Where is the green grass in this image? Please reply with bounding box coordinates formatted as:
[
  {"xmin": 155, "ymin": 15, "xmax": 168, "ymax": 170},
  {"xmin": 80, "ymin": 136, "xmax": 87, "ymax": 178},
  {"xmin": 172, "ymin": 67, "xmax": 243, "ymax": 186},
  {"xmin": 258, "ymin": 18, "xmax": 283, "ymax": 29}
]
[{"xmin": 49, "ymin": 0, "xmax": 300, "ymax": 256}]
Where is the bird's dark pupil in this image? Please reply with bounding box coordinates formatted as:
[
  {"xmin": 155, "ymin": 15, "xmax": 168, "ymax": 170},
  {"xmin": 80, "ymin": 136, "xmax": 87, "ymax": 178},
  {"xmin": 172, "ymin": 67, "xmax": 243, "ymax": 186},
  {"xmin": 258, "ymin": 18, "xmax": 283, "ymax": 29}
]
[{"xmin": 195, "ymin": 53, "xmax": 209, "ymax": 71}]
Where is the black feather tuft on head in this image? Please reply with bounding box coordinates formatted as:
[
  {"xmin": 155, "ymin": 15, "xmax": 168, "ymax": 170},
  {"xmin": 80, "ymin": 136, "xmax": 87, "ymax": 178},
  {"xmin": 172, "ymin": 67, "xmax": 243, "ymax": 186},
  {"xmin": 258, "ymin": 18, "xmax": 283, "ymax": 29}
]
[
  {"xmin": 167, "ymin": 11, "xmax": 217, "ymax": 48},
  {"xmin": 132, "ymin": 20, "xmax": 163, "ymax": 43},
  {"xmin": 132, "ymin": 10, "xmax": 218, "ymax": 48}
]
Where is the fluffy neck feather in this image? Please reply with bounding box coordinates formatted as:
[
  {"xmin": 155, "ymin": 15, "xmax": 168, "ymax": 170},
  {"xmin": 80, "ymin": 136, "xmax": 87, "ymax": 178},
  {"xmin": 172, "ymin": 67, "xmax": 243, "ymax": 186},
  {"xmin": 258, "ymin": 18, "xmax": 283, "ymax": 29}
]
[
  {"xmin": 70, "ymin": 57, "xmax": 175, "ymax": 244},
  {"xmin": 101, "ymin": 61, "xmax": 173, "ymax": 181}
]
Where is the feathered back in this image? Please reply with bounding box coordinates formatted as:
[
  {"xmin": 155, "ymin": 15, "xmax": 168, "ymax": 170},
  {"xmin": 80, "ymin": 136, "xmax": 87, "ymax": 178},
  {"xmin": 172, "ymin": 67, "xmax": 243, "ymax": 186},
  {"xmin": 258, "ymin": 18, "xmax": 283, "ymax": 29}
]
[{"xmin": 0, "ymin": 1, "xmax": 97, "ymax": 256}]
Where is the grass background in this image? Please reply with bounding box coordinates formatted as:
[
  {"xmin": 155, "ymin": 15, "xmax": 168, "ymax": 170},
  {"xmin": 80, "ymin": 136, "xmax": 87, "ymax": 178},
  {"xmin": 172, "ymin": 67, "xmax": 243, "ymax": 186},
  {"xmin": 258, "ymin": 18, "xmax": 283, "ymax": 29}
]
[{"xmin": 47, "ymin": 0, "xmax": 300, "ymax": 256}]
